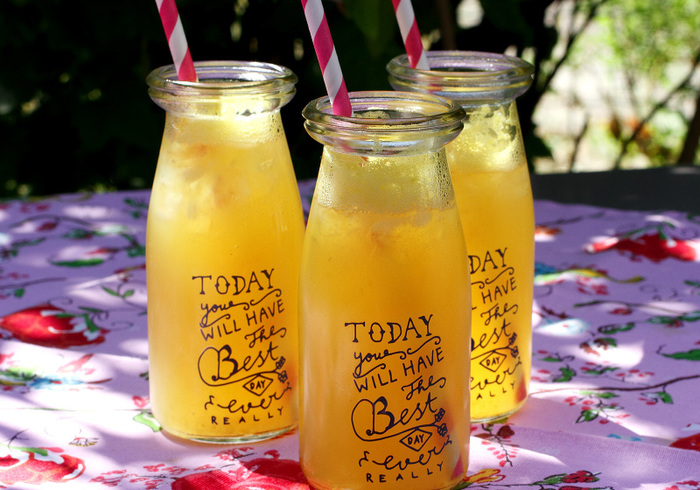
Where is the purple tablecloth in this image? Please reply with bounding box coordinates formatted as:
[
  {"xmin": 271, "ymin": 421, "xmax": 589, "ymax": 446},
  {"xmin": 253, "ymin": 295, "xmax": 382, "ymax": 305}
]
[{"xmin": 0, "ymin": 180, "xmax": 699, "ymax": 489}]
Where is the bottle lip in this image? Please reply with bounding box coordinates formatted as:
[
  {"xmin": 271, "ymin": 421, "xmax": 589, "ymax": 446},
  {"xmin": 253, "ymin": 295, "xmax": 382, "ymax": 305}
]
[
  {"xmin": 387, "ymin": 51, "xmax": 534, "ymax": 103},
  {"xmin": 146, "ymin": 60, "xmax": 298, "ymax": 99},
  {"xmin": 303, "ymin": 90, "xmax": 466, "ymax": 155},
  {"xmin": 304, "ymin": 90, "xmax": 465, "ymax": 132}
]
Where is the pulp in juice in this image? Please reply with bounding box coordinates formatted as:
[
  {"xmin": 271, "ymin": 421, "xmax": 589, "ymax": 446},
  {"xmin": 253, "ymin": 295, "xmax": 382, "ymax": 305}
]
[
  {"xmin": 299, "ymin": 152, "xmax": 471, "ymax": 489},
  {"xmin": 146, "ymin": 111, "xmax": 305, "ymax": 441},
  {"xmin": 446, "ymin": 103, "xmax": 534, "ymax": 422}
]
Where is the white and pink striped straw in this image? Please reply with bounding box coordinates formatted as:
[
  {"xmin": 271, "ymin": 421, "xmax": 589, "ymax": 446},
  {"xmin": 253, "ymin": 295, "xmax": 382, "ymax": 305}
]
[
  {"xmin": 391, "ymin": 0, "xmax": 429, "ymax": 70},
  {"xmin": 155, "ymin": 0, "xmax": 197, "ymax": 82},
  {"xmin": 301, "ymin": 0, "xmax": 353, "ymax": 117}
]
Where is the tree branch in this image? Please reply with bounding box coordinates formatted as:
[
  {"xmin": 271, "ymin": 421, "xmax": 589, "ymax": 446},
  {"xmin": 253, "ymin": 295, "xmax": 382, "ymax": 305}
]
[
  {"xmin": 539, "ymin": 0, "xmax": 610, "ymax": 96},
  {"xmin": 613, "ymin": 48, "xmax": 700, "ymax": 169},
  {"xmin": 677, "ymin": 89, "xmax": 700, "ymax": 164},
  {"xmin": 532, "ymin": 374, "xmax": 700, "ymax": 395}
]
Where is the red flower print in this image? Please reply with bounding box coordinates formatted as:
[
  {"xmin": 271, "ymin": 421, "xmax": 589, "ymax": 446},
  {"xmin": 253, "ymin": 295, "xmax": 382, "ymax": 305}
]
[
  {"xmin": 0, "ymin": 447, "xmax": 85, "ymax": 485},
  {"xmin": 58, "ymin": 354, "xmax": 94, "ymax": 374},
  {"xmin": 239, "ymin": 452, "xmax": 306, "ymax": 480},
  {"xmin": 172, "ymin": 451, "xmax": 309, "ymax": 490},
  {"xmin": 173, "ymin": 468, "xmax": 309, "ymax": 490},
  {"xmin": 535, "ymin": 225, "xmax": 561, "ymax": 236},
  {"xmin": 172, "ymin": 470, "xmax": 237, "ymax": 489},
  {"xmin": 216, "ymin": 447, "xmax": 255, "ymax": 461},
  {"xmin": 132, "ymin": 396, "xmax": 149, "ymax": 409},
  {"xmin": 36, "ymin": 221, "xmax": 57, "ymax": 231},
  {"xmin": 610, "ymin": 307, "xmax": 633, "ymax": 315},
  {"xmin": 496, "ymin": 425, "xmax": 515, "ymax": 439},
  {"xmin": 587, "ymin": 232, "xmax": 698, "ymax": 262},
  {"xmin": 670, "ymin": 433, "xmax": 700, "ymax": 451},
  {"xmin": 20, "ymin": 203, "xmax": 50, "ymax": 213},
  {"xmin": 562, "ymin": 470, "xmax": 598, "ymax": 483},
  {"xmin": 0, "ymin": 303, "xmax": 106, "ymax": 348}
]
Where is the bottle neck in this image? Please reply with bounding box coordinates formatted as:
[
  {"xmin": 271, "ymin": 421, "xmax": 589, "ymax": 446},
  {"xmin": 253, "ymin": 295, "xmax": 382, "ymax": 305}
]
[
  {"xmin": 147, "ymin": 61, "xmax": 297, "ymax": 117},
  {"xmin": 314, "ymin": 146, "xmax": 456, "ymax": 214},
  {"xmin": 303, "ymin": 91, "xmax": 466, "ymax": 158},
  {"xmin": 387, "ymin": 51, "xmax": 534, "ymax": 108}
]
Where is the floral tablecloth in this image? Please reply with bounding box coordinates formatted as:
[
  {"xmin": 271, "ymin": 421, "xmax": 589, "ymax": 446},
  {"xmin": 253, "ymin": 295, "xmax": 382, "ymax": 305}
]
[{"xmin": 0, "ymin": 180, "xmax": 699, "ymax": 489}]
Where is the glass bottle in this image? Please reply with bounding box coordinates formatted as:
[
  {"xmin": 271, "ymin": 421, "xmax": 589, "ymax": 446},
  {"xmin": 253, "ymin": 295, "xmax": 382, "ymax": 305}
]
[
  {"xmin": 299, "ymin": 91, "xmax": 470, "ymax": 489},
  {"xmin": 388, "ymin": 51, "xmax": 535, "ymax": 422},
  {"xmin": 146, "ymin": 61, "xmax": 305, "ymax": 442}
]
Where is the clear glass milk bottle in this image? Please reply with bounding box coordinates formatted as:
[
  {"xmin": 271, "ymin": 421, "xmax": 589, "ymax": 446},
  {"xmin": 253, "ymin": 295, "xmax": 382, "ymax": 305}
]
[
  {"xmin": 145, "ymin": 61, "xmax": 305, "ymax": 442},
  {"xmin": 388, "ymin": 51, "xmax": 535, "ymax": 422},
  {"xmin": 299, "ymin": 91, "xmax": 471, "ymax": 489}
]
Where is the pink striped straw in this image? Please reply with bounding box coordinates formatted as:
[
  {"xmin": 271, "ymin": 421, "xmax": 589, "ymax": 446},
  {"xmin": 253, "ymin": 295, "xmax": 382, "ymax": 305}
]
[
  {"xmin": 391, "ymin": 0, "xmax": 429, "ymax": 70},
  {"xmin": 155, "ymin": 0, "xmax": 197, "ymax": 82},
  {"xmin": 301, "ymin": 0, "xmax": 353, "ymax": 116}
]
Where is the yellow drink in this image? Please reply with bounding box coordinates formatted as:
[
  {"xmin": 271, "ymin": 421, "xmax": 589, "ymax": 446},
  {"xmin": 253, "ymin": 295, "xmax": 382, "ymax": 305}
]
[
  {"xmin": 387, "ymin": 51, "xmax": 536, "ymax": 422},
  {"xmin": 299, "ymin": 146, "xmax": 470, "ymax": 487},
  {"xmin": 447, "ymin": 104, "xmax": 534, "ymax": 421},
  {"xmin": 146, "ymin": 62, "xmax": 304, "ymax": 442}
]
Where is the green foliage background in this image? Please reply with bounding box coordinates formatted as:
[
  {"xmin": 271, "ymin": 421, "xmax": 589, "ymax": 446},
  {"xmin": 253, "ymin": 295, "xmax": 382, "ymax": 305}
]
[
  {"xmin": 1, "ymin": 0, "xmax": 695, "ymax": 198},
  {"xmin": 0, "ymin": 0, "xmax": 557, "ymax": 198}
]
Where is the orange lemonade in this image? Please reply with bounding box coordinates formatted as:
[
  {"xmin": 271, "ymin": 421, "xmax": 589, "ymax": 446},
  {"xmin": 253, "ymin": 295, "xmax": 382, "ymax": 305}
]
[
  {"xmin": 447, "ymin": 104, "xmax": 534, "ymax": 421},
  {"xmin": 387, "ymin": 51, "xmax": 536, "ymax": 422},
  {"xmin": 299, "ymin": 149, "xmax": 471, "ymax": 489},
  {"xmin": 146, "ymin": 63, "xmax": 304, "ymax": 442}
]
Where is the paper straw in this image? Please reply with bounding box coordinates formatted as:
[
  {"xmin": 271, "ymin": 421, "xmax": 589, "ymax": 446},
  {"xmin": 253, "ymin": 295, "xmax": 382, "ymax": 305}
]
[
  {"xmin": 301, "ymin": 0, "xmax": 353, "ymax": 117},
  {"xmin": 155, "ymin": 0, "xmax": 197, "ymax": 82},
  {"xmin": 391, "ymin": 0, "xmax": 429, "ymax": 70}
]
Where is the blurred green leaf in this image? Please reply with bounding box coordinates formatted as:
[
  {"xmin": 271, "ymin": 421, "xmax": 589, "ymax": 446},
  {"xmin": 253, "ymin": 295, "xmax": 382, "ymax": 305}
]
[
  {"xmin": 344, "ymin": 0, "xmax": 398, "ymax": 58},
  {"xmin": 576, "ymin": 408, "xmax": 600, "ymax": 423},
  {"xmin": 1, "ymin": 0, "xmax": 697, "ymax": 195},
  {"xmin": 662, "ymin": 349, "xmax": 700, "ymax": 361},
  {"xmin": 553, "ymin": 366, "xmax": 576, "ymax": 382}
]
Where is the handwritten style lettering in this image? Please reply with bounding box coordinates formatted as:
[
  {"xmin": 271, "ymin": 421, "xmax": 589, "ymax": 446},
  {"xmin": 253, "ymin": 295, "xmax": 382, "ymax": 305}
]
[
  {"xmin": 346, "ymin": 315, "xmax": 433, "ymax": 344},
  {"xmin": 190, "ymin": 267, "xmax": 292, "ymax": 427},
  {"xmin": 192, "ymin": 269, "xmax": 275, "ymax": 296},
  {"xmin": 343, "ymin": 313, "xmax": 455, "ymax": 484},
  {"xmin": 351, "ymin": 392, "xmax": 440, "ymax": 441},
  {"xmin": 468, "ymin": 248, "xmax": 508, "ymax": 274},
  {"xmin": 198, "ymin": 342, "xmax": 281, "ymax": 386},
  {"xmin": 469, "ymin": 246, "xmax": 526, "ymax": 404}
]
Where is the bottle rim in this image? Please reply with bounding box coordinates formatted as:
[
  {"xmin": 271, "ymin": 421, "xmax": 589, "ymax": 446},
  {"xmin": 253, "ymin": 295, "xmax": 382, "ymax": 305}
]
[
  {"xmin": 146, "ymin": 60, "xmax": 297, "ymax": 99},
  {"xmin": 304, "ymin": 90, "xmax": 465, "ymax": 134},
  {"xmin": 387, "ymin": 51, "xmax": 534, "ymax": 102},
  {"xmin": 303, "ymin": 90, "xmax": 466, "ymax": 155}
]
